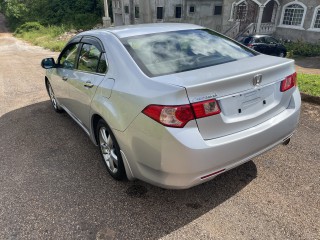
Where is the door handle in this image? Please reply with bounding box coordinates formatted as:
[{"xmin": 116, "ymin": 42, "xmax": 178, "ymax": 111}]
[
  {"xmin": 62, "ymin": 76, "xmax": 68, "ymax": 81},
  {"xmin": 84, "ymin": 81, "xmax": 94, "ymax": 88}
]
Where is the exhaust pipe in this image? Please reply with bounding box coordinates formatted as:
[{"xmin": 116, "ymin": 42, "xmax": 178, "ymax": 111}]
[{"xmin": 282, "ymin": 138, "xmax": 290, "ymax": 146}]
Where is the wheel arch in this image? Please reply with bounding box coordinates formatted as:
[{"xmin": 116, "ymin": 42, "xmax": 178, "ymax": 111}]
[
  {"xmin": 45, "ymin": 77, "xmax": 50, "ymax": 91},
  {"xmin": 91, "ymin": 114, "xmax": 103, "ymax": 145},
  {"xmin": 91, "ymin": 114, "xmax": 135, "ymax": 180}
]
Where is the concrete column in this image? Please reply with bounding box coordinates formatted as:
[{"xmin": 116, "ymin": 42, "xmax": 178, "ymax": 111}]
[
  {"xmin": 129, "ymin": 0, "xmax": 135, "ymax": 24},
  {"xmin": 103, "ymin": 0, "xmax": 111, "ymax": 27},
  {"xmin": 256, "ymin": 5, "xmax": 265, "ymax": 34},
  {"xmin": 275, "ymin": 5, "xmax": 281, "ymax": 25}
]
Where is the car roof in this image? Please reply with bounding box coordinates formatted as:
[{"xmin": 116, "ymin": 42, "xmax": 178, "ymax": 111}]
[
  {"xmin": 238, "ymin": 34, "xmax": 272, "ymax": 38},
  {"xmin": 84, "ymin": 23, "xmax": 204, "ymax": 39}
]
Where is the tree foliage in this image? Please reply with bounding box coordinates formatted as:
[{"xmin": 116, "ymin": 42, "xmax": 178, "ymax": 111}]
[{"xmin": 0, "ymin": 0, "xmax": 106, "ymax": 30}]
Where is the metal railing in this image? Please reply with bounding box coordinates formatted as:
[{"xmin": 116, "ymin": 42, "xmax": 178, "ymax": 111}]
[{"xmin": 224, "ymin": 21, "xmax": 240, "ymax": 39}]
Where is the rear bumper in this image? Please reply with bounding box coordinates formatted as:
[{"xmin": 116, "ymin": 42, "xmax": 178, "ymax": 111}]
[{"xmin": 115, "ymin": 89, "xmax": 301, "ymax": 189}]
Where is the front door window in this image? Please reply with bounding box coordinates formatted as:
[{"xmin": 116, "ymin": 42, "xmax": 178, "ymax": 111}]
[{"xmin": 59, "ymin": 44, "xmax": 80, "ymax": 69}]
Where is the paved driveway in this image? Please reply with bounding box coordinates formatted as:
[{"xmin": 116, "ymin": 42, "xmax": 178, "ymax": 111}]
[
  {"xmin": 0, "ymin": 20, "xmax": 319, "ymax": 239},
  {"xmin": 295, "ymin": 57, "xmax": 320, "ymax": 75}
]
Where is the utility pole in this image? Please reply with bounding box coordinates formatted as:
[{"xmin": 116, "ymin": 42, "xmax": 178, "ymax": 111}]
[{"xmin": 103, "ymin": 0, "xmax": 111, "ymax": 27}]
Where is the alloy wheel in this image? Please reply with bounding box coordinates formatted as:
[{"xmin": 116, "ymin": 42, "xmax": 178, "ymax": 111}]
[
  {"xmin": 48, "ymin": 83, "xmax": 58, "ymax": 109},
  {"xmin": 99, "ymin": 127, "xmax": 118, "ymax": 174}
]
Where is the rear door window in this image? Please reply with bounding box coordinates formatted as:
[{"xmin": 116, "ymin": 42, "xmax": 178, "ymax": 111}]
[
  {"xmin": 97, "ymin": 54, "xmax": 107, "ymax": 73},
  {"xmin": 78, "ymin": 44, "xmax": 101, "ymax": 73},
  {"xmin": 265, "ymin": 37, "xmax": 279, "ymax": 44},
  {"xmin": 259, "ymin": 37, "xmax": 267, "ymax": 44},
  {"xmin": 242, "ymin": 37, "xmax": 252, "ymax": 44},
  {"xmin": 77, "ymin": 43, "xmax": 107, "ymax": 74},
  {"xmin": 253, "ymin": 38, "xmax": 262, "ymax": 43}
]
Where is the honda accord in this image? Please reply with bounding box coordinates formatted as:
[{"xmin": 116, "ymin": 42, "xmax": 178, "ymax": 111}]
[{"xmin": 41, "ymin": 23, "xmax": 301, "ymax": 189}]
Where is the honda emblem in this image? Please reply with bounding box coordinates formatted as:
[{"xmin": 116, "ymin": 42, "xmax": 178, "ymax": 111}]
[{"xmin": 253, "ymin": 74, "xmax": 262, "ymax": 86}]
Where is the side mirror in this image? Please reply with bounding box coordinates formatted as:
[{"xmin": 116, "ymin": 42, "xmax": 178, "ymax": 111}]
[{"xmin": 41, "ymin": 58, "xmax": 56, "ymax": 69}]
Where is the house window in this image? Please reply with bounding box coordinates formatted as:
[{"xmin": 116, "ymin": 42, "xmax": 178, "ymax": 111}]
[
  {"xmin": 135, "ymin": 6, "xmax": 140, "ymax": 18},
  {"xmin": 175, "ymin": 5, "xmax": 182, "ymax": 18},
  {"xmin": 124, "ymin": 5, "xmax": 129, "ymax": 14},
  {"xmin": 114, "ymin": 1, "xmax": 120, "ymax": 9},
  {"xmin": 282, "ymin": 4, "xmax": 304, "ymax": 26},
  {"xmin": 312, "ymin": 7, "xmax": 320, "ymax": 29},
  {"xmin": 314, "ymin": 10, "xmax": 320, "ymax": 28},
  {"xmin": 214, "ymin": 5, "xmax": 222, "ymax": 15},
  {"xmin": 234, "ymin": 2, "xmax": 247, "ymax": 21},
  {"xmin": 189, "ymin": 5, "xmax": 195, "ymax": 13},
  {"xmin": 157, "ymin": 7, "xmax": 164, "ymax": 20}
]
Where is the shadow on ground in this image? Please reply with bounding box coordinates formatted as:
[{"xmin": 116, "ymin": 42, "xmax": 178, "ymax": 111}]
[
  {"xmin": 0, "ymin": 101, "xmax": 257, "ymax": 239},
  {"xmin": 295, "ymin": 57, "xmax": 320, "ymax": 75}
]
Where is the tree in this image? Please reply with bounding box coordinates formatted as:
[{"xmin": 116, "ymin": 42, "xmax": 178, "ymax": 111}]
[{"xmin": 0, "ymin": 0, "xmax": 105, "ymax": 29}]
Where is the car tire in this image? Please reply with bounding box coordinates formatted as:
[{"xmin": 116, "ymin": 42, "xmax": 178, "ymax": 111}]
[
  {"xmin": 97, "ymin": 119, "xmax": 126, "ymax": 180},
  {"xmin": 279, "ymin": 51, "xmax": 286, "ymax": 58},
  {"xmin": 46, "ymin": 81, "xmax": 63, "ymax": 113}
]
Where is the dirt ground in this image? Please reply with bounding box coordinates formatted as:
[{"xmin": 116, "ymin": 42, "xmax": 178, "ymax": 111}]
[{"xmin": 0, "ymin": 13, "xmax": 319, "ymax": 239}]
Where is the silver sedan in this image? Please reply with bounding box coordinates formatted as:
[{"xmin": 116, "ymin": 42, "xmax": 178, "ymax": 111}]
[{"xmin": 41, "ymin": 23, "xmax": 301, "ymax": 189}]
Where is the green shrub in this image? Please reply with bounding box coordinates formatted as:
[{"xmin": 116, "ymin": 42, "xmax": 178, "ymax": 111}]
[
  {"xmin": 14, "ymin": 24, "xmax": 68, "ymax": 52},
  {"xmin": 15, "ymin": 21, "xmax": 44, "ymax": 34},
  {"xmin": 285, "ymin": 41, "xmax": 320, "ymax": 57},
  {"xmin": 286, "ymin": 50, "xmax": 294, "ymax": 59}
]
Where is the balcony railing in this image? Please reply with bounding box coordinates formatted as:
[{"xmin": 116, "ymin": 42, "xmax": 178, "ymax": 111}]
[{"xmin": 259, "ymin": 23, "xmax": 276, "ymax": 34}]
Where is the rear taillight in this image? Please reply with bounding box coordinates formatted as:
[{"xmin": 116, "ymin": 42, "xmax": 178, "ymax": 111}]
[
  {"xmin": 281, "ymin": 72, "xmax": 297, "ymax": 92},
  {"xmin": 142, "ymin": 99, "xmax": 221, "ymax": 128},
  {"xmin": 247, "ymin": 44, "xmax": 253, "ymax": 48},
  {"xmin": 142, "ymin": 104, "xmax": 194, "ymax": 128},
  {"xmin": 191, "ymin": 99, "xmax": 221, "ymax": 119}
]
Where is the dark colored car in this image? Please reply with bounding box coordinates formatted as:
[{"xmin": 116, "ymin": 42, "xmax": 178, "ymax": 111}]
[{"xmin": 237, "ymin": 35, "xmax": 287, "ymax": 58}]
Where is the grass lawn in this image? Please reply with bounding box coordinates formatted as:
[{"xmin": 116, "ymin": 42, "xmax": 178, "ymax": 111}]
[{"xmin": 298, "ymin": 73, "xmax": 320, "ymax": 97}]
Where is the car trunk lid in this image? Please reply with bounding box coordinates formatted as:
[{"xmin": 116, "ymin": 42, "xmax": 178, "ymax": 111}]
[{"xmin": 154, "ymin": 55, "xmax": 296, "ymax": 139}]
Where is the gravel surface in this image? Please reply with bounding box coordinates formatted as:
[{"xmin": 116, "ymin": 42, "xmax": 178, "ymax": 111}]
[{"xmin": 0, "ymin": 14, "xmax": 319, "ymax": 240}]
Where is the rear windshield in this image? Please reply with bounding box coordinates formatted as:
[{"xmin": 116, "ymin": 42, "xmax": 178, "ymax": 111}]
[{"xmin": 121, "ymin": 29, "xmax": 256, "ymax": 77}]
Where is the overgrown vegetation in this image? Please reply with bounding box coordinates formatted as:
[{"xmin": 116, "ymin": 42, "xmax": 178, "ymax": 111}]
[
  {"xmin": 0, "ymin": 0, "xmax": 107, "ymax": 30},
  {"xmin": 285, "ymin": 41, "xmax": 320, "ymax": 57},
  {"xmin": 14, "ymin": 22, "xmax": 67, "ymax": 51},
  {"xmin": 0, "ymin": 0, "xmax": 113, "ymax": 51},
  {"xmin": 298, "ymin": 73, "xmax": 320, "ymax": 97}
]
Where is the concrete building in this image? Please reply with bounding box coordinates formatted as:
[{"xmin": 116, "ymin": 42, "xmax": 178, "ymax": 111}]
[{"xmin": 111, "ymin": 0, "xmax": 320, "ymax": 42}]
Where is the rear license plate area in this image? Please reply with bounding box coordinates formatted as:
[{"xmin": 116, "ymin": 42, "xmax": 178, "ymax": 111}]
[{"xmin": 219, "ymin": 85, "xmax": 275, "ymax": 116}]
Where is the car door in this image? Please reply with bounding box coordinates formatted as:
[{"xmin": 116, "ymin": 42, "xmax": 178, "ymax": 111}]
[
  {"xmin": 50, "ymin": 43, "xmax": 81, "ymax": 110},
  {"xmin": 264, "ymin": 37, "xmax": 278, "ymax": 56},
  {"xmin": 67, "ymin": 37, "xmax": 108, "ymax": 130},
  {"xmin": 254, "ymin": 37, "xmax": 268, "ymax": 54}
]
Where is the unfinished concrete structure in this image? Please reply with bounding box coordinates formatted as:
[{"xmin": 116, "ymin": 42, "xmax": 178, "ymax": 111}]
[{"xmin": 111, "ymin": 0, "xmax": 320, "ymax": 42}]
